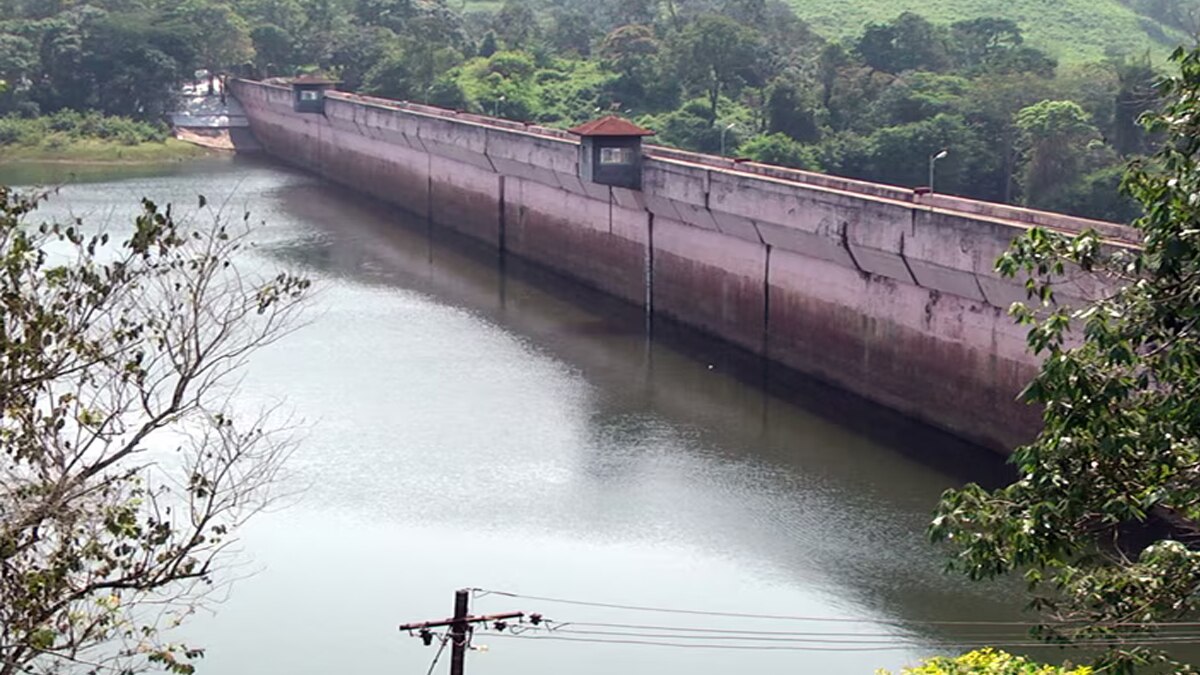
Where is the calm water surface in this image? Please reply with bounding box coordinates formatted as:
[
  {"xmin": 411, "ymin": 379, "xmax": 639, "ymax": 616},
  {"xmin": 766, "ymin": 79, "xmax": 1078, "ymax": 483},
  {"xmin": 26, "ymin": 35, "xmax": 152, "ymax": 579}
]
[{"xmin": 1, "ymin": 158, "xmax": 1031, "ymax": 674}]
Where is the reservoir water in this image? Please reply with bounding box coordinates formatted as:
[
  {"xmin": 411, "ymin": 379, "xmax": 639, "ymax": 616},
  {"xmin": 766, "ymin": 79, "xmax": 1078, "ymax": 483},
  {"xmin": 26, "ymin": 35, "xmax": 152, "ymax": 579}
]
[{"xmin": 1, "ymin": 157, "xmax": 1032, "ymax": 674}]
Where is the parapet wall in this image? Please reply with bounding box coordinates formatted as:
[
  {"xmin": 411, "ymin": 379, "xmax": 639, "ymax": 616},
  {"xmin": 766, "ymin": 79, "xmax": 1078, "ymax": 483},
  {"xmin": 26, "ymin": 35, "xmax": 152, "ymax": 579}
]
[{"xmin": 233, "ymin": 79, "xmax": 1126, "ymax": 451}]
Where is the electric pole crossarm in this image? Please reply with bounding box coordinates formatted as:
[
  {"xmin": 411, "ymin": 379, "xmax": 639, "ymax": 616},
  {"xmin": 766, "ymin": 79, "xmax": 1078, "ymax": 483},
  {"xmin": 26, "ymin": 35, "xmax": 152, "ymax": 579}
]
[
  {"xmin": 399, "ymin": 589, "xmax": 543, "ymax": 675},
  {"xmin": 399, "ymin": 611, "xmax": 525, "ymax": 632}
]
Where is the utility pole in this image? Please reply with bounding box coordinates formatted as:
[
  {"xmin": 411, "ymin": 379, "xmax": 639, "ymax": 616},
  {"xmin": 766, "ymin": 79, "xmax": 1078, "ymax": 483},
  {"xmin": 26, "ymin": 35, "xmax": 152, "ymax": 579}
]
[
  {"xmin": 399, "ymin": 589, "xmax": 537, "ymax": 675},
  {"xmin": 449, "ymin": 590, "xmax": 468, "ymax": 675}
]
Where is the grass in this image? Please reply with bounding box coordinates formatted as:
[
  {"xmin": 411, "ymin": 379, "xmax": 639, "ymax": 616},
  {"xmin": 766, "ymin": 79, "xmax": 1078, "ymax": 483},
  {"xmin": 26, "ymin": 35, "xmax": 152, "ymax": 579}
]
[
  {"xmin": 782, "ymin": 0, "xmax": 1184, "ymax": 64},
  {"xmin": 463, "ymin": 0, "xmax": 1185, "ymax": 65},
  {"xmin": 0, "ymin": 138, "xmax": 214, "ymax": 164}
]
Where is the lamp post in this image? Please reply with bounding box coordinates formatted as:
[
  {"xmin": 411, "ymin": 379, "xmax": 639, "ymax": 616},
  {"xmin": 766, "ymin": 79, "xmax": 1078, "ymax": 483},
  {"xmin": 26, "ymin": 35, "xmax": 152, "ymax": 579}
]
[
  {"xmin": 720, "ymin": 122, "xmax": 737, "ymax": 156},
  {"xmin": 493, "ymin": 95, "xmax": 506, "ymax": 117},
  {"xmin": 929, "ymin": 148, "xmax": 949, "ymax": 193}
]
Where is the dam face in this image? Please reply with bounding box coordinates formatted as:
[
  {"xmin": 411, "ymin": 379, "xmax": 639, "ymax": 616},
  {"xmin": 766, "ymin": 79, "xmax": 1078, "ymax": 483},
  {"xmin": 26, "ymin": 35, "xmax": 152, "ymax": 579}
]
[{"xmin": 233, "ymin": 79, "xmax": 1125, "ymax": 452}]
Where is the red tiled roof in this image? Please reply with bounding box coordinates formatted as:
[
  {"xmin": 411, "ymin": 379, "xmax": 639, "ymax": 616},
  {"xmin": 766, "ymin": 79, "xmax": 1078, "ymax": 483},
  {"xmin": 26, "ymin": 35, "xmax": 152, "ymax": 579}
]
[{"xmin": 569, "ymin": 116, "xmax": 655, "ymax": 137}]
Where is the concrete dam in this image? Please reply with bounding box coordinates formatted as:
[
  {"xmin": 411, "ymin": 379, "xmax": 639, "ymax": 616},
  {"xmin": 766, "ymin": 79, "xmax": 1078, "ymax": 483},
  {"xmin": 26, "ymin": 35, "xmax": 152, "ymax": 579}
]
[{"xmin": 231, "ymin": 78, "xmax": 1128, "ymax": 453}]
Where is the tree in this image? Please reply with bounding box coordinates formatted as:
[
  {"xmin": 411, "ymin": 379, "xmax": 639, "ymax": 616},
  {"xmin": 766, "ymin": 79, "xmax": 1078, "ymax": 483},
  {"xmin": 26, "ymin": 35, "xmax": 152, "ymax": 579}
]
[
  {"xmin": 816, "ymin": 41, "xmax": 850, "ymax": 111},
  {"xmin": 1112, "ymin": 56, "xmax": 1159, "ymax": 156},
  {"xmin": 963, "ymin": 72, "xmax": 1058, "ymax": 202},
  {"xmin": 764, "ymin": 74, "xmax": 820, "ymax": 143},
  {"xmin": 362, "ymin": 47, "xmax": 413, "ymax": 99},
  {"xmin": 719, "ymin": 0, "xmax": 766, "ymax": 28},
  {"xmin": 949, "ymin": 17, "xmax": 1024, "ymax": 72},
  {"xmin": 546, "ymin": 7, "xmax": 595, "ymax": 57},
  {"xmin": 867, "ymin": 72, "xmax": 969, "ymax": 128},
  {"xmin": 426, "ymin": 75, "xmax": 467, "ymax": 109},
  {"xmin": 327, "ymin": 25, "xmax": 397, "ymax": 91},
  {"xmin": 355, "ymin": 0, "xmax": 415, "ymax": 32},
  {"xmin": 478, "ymin": 31, "xmax": 498, "ymax": 58},
  {"xmin": 599, "ymin": 23, "xmax": 661, "ymax": 107},
  {"xmin": 856, "ymin": 12, "xmax": 950, "ymax": 75},
  {"xmin": 165, "ymin": 0, "xmax": 255, "ymax": 92},
  {"xmin": 0, "ymin": 189, "xmax": 310, "ymax": 674},
  {"xmin": 738, "ymin": 132, "xmax": 820, "ymax": 170},
  {"xmin": 492, "ymin": 0, "xmax": 539, "ymax": 51},
  {"xmin": 644, "ymin": 98, "xmax": 740, "ymax": 152},
  {"xmin": 930, "ymin": 46, "xmax": 1200, "ymax": 674},
  {"xmin": 949, "ymin": 17, "xmax": 1055, "ymax": 78},
  {"xmin": 1013, "ymin": 99, "xmax": 1104, "ymax": 208},
  {"xmin": 614, "ymin": 0, "xmax": 655, "ymax": 26},
  {"xmin": 249, "ymin": 23, "xmax": 296, "ymax": 77},
  {"xmin": 669, "ymin": 14, "xmax": 761, "ymax": 124},
  {"xmin": 862, "ymin": 112, "xmax": 986, "ymax": 192},
  {"xmin": 82, "ymin": 13, "xmax": 194, "ymax": 119},
  {"xmin": 295, "ymin": 0, "xmax": 354, "ymax": 69},
  {"xmin": 1035, "ymin": 165, "xmax": 1142, "ymax": 223},
  {"xmin": 239, "ymin": 0, "xmax": 307, "ymax": 36}
]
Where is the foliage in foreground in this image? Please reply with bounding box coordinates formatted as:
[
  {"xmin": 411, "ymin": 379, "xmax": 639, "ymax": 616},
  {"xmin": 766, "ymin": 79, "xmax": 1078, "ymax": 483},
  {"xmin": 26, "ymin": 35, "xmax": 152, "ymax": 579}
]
[
  {"xmin": 931, "ymin": 45, "xmax": 1200, "ymax": 673},
  {"xmin": 0, "ymin": 189, "xmax": 310, "ymax": 674},
  {"xmin": 879, "ymin": 649, "xmax": 1091, "ymax": 674}
]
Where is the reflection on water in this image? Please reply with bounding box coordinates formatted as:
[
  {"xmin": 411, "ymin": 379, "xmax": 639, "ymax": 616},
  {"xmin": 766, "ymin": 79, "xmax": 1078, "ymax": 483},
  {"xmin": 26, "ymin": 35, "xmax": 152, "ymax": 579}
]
[{"xmin": 0, "ymin": 157, "xmax": 1040, "ymax": 674}]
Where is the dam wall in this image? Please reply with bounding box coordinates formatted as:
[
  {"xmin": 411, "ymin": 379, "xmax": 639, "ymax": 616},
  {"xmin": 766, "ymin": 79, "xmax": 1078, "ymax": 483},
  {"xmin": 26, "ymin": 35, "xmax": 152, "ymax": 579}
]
[{"xmin": 233, "ymin": 79, "xmax": 1124, "ymax": 452}]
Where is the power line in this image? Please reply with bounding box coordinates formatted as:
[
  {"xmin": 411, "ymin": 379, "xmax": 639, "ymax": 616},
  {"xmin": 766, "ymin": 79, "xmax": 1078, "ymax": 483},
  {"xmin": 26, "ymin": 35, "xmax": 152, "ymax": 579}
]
[
  {"xmin": 483, "ymin": 632, "xmax": 920, "ymax": 652},
  {"xmin": 560, "ymin": 621, "xmax": 1026, "ymax": 639},
  {"xmin": 471, "ymin": 588, "xmax": 1042, "ymax": 626},
  {"xmin": 472, "ymin": 588, "xmax": 1200, "ymax": 629},
  {"xmin": 556, "ymin": 621, "xmax": 1200, "ymax": 642},
  {"xmin": 396, "ymin": 588, "xmax": 1200, "ymax": 666},
  {"xmin": 549, "ymin": 628, "xmax": 1022, "ymax": 645},
  {"xmin": 544, "ymin": 627, "xmax": 1200, "ymax": 648},
  {"xmin": 482, "ymin": 629, "xmax": 1200, "ymax": 652},
  {"xmin": 425, "ymin": 633, "xmax": 450, "ymax": 675}
]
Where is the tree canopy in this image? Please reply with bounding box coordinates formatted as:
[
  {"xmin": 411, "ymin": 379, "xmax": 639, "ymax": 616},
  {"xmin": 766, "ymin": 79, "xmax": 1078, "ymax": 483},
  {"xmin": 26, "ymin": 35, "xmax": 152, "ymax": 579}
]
[
  {"xmin": 0, "ymin": 0, "xmax": 1169, "ymax": 219},
  {"xmin": 931, "ymin": 45, "xmax": 1200, "ymax": 673}
]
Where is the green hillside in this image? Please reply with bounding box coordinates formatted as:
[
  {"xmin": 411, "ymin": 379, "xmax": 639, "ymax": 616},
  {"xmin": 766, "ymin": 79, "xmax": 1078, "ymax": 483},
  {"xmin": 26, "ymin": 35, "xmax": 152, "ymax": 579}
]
[{"xmin": 785, "ymin": 0, "xmax": 1183, "ymax": 63}]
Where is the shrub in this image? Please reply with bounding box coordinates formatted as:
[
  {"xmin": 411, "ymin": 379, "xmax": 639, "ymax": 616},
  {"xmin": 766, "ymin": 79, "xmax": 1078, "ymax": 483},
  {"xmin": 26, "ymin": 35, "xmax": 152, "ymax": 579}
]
[
  {"xmin": 0, "ymin": 118, "xmax": 27, "ymax": 145},
  {"xmin": 0, "ymin": 112, "xmax": 167, "ymax": 148},
  {"xmin": 879, "ymin": 649, "xmax": 1093, "ymax": 674},
  {"xmin": 739, "ymin": 132, "xmax": 822, "ymax": 170},
  {"xmin": 40, "ymin": 132, "xmax": 68, "ymax": 150},
  {"xmin": 486, "ymin": 51, "xmax": 536, "ymax": 80}
]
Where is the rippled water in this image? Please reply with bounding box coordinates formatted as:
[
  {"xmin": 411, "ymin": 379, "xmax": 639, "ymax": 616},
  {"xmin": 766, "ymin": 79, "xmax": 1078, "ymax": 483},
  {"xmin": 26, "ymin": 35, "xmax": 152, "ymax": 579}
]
[{"xmin": 1, "ymin": 157, "xmax": 1031, "ymax": 674}]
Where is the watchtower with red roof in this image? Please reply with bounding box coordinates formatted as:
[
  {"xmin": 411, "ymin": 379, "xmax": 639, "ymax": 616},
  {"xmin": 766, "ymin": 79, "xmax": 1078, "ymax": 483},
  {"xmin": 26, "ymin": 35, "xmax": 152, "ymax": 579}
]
[
  {"xmin": 291, "ymin": 75, "xmax": 338, "ymax": 114},
  {"xmin": 569, "ymin": 116, "xmax": 655, "ymax": 190}
]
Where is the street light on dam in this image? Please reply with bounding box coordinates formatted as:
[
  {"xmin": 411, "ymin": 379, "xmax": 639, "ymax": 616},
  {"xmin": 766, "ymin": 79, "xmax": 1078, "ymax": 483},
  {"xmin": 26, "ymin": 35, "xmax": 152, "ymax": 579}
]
[
  {"xmin": 720, "ymin": 122, "xmax": 737, "ymax": 156},
  {"xmin": 929, "ymin": 148, "xmax": 949, "ymax": 193}
]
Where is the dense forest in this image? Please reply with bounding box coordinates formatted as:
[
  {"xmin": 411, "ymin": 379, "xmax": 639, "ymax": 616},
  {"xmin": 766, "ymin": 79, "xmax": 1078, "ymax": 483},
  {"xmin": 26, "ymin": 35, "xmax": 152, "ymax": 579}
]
[{"xmin": 0, "ymin": 0, "xmax": 1192, "ymax": 221}]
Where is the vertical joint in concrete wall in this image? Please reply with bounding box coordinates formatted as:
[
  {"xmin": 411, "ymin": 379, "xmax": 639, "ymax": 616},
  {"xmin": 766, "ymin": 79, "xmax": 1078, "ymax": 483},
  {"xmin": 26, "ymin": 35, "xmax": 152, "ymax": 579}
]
[
  {"xmin": 314, "ymin": 117, "xmax": 324, "ymax": 176},
  {"xmin": 645, "ymin": 213, "xmax": 655, "ymax": 320},
  {"xmin": 762, "ymin": 244, "xmax": 772, "ymax": 357},
  {"xmin": 498, "ymin": 176, "xmax": 507, "ymax": 254},
  {"xmin": 426, "ymin": 154, "xmax": 434, "ymax": 222},
  {"xmin": 898, "ymin": 231, "xmax": 919, "ymax": 286}
]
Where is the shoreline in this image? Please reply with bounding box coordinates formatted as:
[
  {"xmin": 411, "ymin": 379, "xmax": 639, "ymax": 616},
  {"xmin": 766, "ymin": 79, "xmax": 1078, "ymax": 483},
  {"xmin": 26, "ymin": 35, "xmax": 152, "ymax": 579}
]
[
  {"xmin": 0, "ymin": 154, "xmax": 226, "ymax": 166},
  {"xmin": 0, "ymin": 139, "xmax": 222, "ymax": 165}
]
